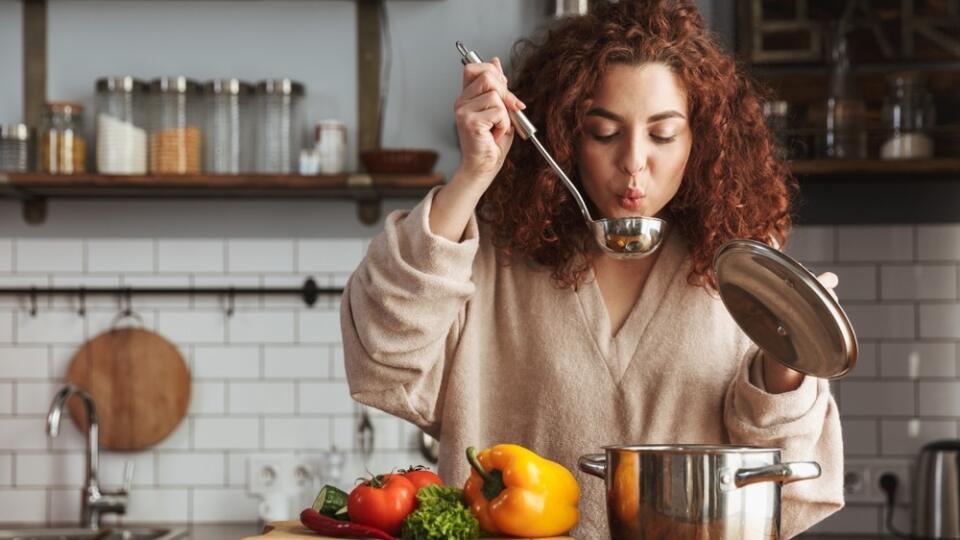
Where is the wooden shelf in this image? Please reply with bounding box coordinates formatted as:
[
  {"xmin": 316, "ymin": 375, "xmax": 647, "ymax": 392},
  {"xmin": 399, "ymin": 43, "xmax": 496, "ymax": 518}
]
[
  {"xmin": 0, "ymin": 172, "xmax": 443, "ymax": 225},
  {"xmin": 788, "ymin": 160, "xmax": 960, "ymax": 225},
  {"xmin": 790, "ymin": 159, "xmax": 960, "ymax": 177}
]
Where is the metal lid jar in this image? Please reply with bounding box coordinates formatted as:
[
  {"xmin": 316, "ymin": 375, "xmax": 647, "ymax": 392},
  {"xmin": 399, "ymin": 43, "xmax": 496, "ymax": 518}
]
[
  {"xmin": 0, "ymin": 124, "xmax": 34, "ymax": 172},
  {"xmin": 148, "ymin": 76, "xmax": 202, "ymax": 174},
  {"xmin": 254, "ymin": 79, "xmax": 305, "ymax": 173},
  {"xmin": 203, "ymin": 79, "xmax": 253, "ymax": 174},
  {"xmin": 95, "ymin": 76, "xmax": 148, "ymax": 174},
  {"xmin": 881, "ymin": 72, "xmax": 936, "ymax": 160},
  {"xmin": 38, "ymin": 102, "xmax": 87, "ymax": 174}
]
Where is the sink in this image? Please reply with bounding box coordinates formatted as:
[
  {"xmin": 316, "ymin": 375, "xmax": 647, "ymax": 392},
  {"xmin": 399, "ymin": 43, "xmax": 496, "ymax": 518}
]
[{"xmin": 0, "ymin": 527, "xmax": 187, "ymax": 540}]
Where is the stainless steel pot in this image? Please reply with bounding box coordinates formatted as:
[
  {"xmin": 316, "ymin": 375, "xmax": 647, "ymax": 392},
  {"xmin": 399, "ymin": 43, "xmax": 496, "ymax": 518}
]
[{"xmin": 579, "ymin": 445, "xmax": 821, "ymax": 539}]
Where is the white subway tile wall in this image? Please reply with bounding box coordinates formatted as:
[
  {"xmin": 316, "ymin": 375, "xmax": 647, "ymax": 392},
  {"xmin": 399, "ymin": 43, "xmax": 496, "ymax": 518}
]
[{"xmin": 0, "ymin": 227, "xmax": 954, "ymax": 532}]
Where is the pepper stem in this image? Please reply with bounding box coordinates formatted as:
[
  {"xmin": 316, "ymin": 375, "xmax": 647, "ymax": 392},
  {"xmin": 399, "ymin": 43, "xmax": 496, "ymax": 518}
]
[{"xmin": 466, "ymin": 446, "xmax": 506, "ymax": 500}]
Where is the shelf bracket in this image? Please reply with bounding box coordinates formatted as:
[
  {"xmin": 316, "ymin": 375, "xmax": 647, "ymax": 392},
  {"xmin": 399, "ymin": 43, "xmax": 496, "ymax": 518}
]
[
  {"xmin": 23, "ymin": 197, "xmax": 47, "ymax": 225},
  {"xmin": 347, "ymin": 174, "xmax": 380, "ymax": 224}
]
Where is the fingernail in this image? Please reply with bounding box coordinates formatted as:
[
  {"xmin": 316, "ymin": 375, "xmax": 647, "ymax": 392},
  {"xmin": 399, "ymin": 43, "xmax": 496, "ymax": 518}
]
[{"xmin": 518, "ymin": 100, "xmax": 527, "ymax": 110}]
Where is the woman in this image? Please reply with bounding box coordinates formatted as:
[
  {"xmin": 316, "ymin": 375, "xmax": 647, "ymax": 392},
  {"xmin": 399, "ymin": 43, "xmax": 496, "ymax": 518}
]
[{"xmin": 341, "ymin": 1, "xmax": 843, "ymax": 537}]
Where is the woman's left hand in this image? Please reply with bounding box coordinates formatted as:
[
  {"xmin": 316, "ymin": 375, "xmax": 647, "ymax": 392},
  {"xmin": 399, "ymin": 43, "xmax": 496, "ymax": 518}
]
[
  {"xmin": 762, "ymin": 271, "xmax": 840, "ymax": 393},
  {"xmin": 817, "ymin": 271, "xmax": 839, "ymax": 301}
]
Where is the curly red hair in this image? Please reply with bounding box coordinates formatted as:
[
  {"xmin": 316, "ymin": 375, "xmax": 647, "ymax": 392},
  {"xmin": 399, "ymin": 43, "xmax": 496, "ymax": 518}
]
[{"xmin": 480, "ymin": 0, "xmax": 795, "ymax": 290}]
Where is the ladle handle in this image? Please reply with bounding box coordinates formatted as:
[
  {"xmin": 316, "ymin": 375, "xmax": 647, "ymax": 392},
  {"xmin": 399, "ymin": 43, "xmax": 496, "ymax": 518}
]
[
  {"xmin": 455, "ymin": 41, "xmax": 596, "ymax": 224},
  {"xmin": 456, "ymin": 41, "xmax": 536, "ymax": 141}
]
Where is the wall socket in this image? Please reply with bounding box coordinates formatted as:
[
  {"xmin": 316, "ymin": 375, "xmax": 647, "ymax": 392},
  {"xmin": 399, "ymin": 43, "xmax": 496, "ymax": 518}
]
[
  {"xmin": 248, "ymin": 457, "xmax": 317, "ymax": 497},
  {"xmin": 843, "ymin": 458, "xmax": 913, "ymax": 505}
]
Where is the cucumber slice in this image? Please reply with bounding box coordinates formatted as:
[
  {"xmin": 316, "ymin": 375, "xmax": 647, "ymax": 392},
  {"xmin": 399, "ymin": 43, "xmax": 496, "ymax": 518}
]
[
  {"xmin": 333, "ymin": 504, "xmax": 350, "ymax": 521},
  {"xmin": 311, "ymin": 485, "xmax": 349, "ymax": 519}
]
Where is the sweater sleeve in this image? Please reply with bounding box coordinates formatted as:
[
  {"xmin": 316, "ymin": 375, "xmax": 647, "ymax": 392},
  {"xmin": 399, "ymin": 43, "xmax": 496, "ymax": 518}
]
[
  {"xmin": 340, "ymin": 186, "xmax": 480, "ymax": 433},
  {"xmin": 724, "ymin": 348, "xmax": 845, "ymax": 539}
]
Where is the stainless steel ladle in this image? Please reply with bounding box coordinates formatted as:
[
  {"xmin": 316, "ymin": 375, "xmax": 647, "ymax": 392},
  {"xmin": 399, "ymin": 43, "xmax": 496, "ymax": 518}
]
[{"xmin": 456, "ymin": 41, "xmax": 667, "ymax": 259}]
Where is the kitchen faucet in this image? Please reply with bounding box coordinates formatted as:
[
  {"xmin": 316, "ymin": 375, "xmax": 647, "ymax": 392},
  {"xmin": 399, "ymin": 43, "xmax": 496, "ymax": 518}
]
[{"xmin": 47, "ymin": 384, "xmax": 130, "ymax": 529}]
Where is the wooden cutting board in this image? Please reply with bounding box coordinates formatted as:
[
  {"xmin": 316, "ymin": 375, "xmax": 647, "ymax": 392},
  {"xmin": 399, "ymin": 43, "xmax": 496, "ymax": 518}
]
[
  {"xmin": 65, "ymin": 327, "xmax": 191, "ymax": 450},
  {"xmin": 243, "ymin": 520, "xmax": 575, "ymax": 539}
]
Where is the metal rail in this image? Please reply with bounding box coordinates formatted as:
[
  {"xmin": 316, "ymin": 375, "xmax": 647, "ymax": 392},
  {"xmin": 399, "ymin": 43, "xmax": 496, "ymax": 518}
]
[{"xmin": 0, "ymin": 278, "xmax": 342, "ymax": 316}]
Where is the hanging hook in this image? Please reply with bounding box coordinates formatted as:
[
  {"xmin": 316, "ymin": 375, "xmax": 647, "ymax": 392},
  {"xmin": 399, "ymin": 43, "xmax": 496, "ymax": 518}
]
[
  {"xmin": 122, "ymin": 288, "xmax": 133, "ymax": 317},
  {"xmin": 225, "ymin": 288, "xmax": 235, "ymax": 317},
  {"xmin": 110, "ymin": 288, "xmax": 143, "ymax": 329},
  {"xmin": 77, "ymin": 287, "xmax": 86, "ymax": 317},
  {"xmin": 29, "ymin": 287, "xmax": 37, "ymax": 317}
]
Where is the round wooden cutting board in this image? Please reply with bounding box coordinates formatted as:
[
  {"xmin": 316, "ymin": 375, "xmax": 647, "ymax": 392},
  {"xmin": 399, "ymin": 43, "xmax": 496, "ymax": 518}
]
[{"xmin": 65, "ymin": 327, "xmax": 191, "ymax": 451}]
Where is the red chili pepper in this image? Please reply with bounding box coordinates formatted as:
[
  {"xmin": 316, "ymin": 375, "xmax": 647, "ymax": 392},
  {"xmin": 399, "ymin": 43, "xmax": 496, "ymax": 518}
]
[{"xmin": 299, "ymin": 508, "xmax": 396, "ymax": 540}]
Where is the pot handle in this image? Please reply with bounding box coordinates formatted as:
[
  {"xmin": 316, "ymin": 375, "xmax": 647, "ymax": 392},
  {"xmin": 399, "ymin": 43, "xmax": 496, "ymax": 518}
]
[
  {"xmin": 578, "ymin": 453, "xmax": 607, "ymax": 479},
  {"xmin": 732, "ymin": 461, "xmax": 822, "ymax": 488}
]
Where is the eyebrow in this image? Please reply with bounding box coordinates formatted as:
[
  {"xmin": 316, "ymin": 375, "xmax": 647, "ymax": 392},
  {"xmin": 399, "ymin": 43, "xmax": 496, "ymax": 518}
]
[{"xmin": 585, "ymin": 107, "xmax": 686, "ymax": 123}]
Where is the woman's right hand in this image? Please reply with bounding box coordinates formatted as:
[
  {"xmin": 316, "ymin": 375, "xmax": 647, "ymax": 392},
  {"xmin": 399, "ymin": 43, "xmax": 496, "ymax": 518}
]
[{"xmin": 453, "ymin": 57, "xmax": 526, "ymax": 190}]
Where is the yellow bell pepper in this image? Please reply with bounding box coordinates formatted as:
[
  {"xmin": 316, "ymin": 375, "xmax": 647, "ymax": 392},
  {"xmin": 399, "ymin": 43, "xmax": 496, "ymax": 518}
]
[{"xmin": 463, "ymin": 444, "xmax": 580, "ymax": 537}]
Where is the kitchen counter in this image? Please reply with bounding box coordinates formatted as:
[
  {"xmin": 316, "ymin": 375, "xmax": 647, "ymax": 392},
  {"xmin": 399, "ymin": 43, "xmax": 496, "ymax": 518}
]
[
  {"xmin": 182, "ymin": 523, "xmax": 263, "ymax": 539},
  {"xmin": 797, "ymin": 534, "xmax": 894, "ymax": 540}
]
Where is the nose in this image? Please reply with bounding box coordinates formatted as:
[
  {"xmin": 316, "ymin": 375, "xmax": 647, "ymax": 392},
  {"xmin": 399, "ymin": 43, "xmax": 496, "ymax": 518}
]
[{"xmin": 618, "ymin": 132, "xmax": 647, "ymax": 177}]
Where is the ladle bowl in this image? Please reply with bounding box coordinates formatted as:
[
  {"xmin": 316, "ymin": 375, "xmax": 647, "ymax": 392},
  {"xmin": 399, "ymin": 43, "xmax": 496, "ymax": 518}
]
[
  {"xmin": 457, "ymin": 41, "xmax": 667, "ymax": 259},
  {"xmin": 594, "ymin": 216, "xmax": 667, "ymax": 259}
]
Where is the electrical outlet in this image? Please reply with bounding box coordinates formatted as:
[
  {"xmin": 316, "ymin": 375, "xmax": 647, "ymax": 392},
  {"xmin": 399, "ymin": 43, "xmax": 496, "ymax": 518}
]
[
  {"xmin": 249, "ymin": 457, "xmax": 294, "ymax": 496},
  {"xmin": 875, "ymin": 462, "xmax": 912, "ymax": 506},
  {"xmin": 843, "ymin": 458, "xmax": 913, "ymax": 505},
  {"xmin": 843, "ymin": 463, "xmax": 872, "ymax": 503}
]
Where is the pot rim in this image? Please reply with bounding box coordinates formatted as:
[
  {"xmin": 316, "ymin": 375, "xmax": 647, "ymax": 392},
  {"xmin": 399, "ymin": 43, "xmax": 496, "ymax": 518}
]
[{"xmin": 601, "ymin": 444, "xmax": 780, "ymax": 454}]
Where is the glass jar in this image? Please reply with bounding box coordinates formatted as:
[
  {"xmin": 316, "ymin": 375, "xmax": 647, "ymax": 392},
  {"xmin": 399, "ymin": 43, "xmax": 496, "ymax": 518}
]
[
  {"xmin": 881, "ymin": 72, "xmax": 935, "ymax": 160},
  {"xmin": 38, "ymin": 102, "xmax": 87, "ymax": 174},
  {"xmin": 0, "ymin": 124, "xmax": 34, "ymax": 172},
  {"xmin": 315, "ymin": 120, "xmax": 347, "ymax": 174},
  {"xmin": 254, "ymin": 79, "xmax": 305, "ymax": 173},
  {"xmin": 822, "ymin": 24, "xmax": 867, "ymax": 159},
  {"xmin": 148, "ymin": 76, "xmax": 202, "ymax": 174},
  {"xmin": 203, "ymin": 79, "xmax": 254, "ymax": 174},
  {"xmin": 96, "ymin": 76, "xmax": 148, "ymax": 174}
]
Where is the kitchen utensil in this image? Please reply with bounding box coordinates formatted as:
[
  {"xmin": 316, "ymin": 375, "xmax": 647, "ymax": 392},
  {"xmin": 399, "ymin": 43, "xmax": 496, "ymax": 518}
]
[
  {"xmin": 419, "ymin": 430, "xmax": 439, "ymax": 464},
  {"xmin": 456, "ymin": 41, "xmax": 667, "ymax": 260},
  {"xmin": 579, "ymin": 444, "xmax": 821, "ymax": 539},
  {"xmin": 913, "ymin": 439, "xmax": 960, "ymax": 539},
  {"xmin": 64, "ymin": 323, "xmax": 191, "ymax": 450},
  {"xmin": 713, "ymin": 239, "xmax": 858, "ymax": 379},
  {"xmin": 357, "ymin": 405, "xmax": 375, "ymax": 470},
  {"xmin": 243, "ymin": 521, "xmax": 574, "ymax": 539}
]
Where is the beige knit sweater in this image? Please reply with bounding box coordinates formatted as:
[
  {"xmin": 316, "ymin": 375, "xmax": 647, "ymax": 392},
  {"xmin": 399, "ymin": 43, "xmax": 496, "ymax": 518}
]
[{"xmin": 341, "ymin": 187, "xmax": 844, "ymax": 539}]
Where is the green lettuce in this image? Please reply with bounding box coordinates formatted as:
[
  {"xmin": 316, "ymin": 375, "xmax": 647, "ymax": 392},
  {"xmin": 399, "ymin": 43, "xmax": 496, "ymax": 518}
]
[{"xmin": 401, "ymin": 485, "xmax": 480, "ymax": 540}]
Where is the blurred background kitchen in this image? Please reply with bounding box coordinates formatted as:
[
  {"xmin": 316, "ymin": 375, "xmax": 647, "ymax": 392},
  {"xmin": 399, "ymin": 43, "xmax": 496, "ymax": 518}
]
[{"xmin": 0, "ymin": 0, "xmax": 959, "ymax": 538}]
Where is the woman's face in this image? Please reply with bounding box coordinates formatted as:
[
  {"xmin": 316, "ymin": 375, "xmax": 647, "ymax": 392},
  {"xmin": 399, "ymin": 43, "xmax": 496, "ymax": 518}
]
[{"xmin": 577, "ymin": 62, "xmax": 692, "ymax": 221}]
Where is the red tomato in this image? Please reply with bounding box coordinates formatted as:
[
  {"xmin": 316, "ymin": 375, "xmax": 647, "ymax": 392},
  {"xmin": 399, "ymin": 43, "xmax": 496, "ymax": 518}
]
[
  {"xmin": 347, "ymin": 474, "xmax": 417, "ymax": 535},
  {"xmin": 400, "ymin": 466, "xmax": 443, "ymax": 491}
]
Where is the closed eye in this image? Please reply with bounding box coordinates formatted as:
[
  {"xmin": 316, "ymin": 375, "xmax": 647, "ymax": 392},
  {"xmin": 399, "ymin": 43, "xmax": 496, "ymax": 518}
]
[
  {"xmin": 651, "ymin": 134, "xmax": 677, "ymax": 144},
  {"xmin": 592, "ymin": 132, "xmax": 618, "ymax": 142}
]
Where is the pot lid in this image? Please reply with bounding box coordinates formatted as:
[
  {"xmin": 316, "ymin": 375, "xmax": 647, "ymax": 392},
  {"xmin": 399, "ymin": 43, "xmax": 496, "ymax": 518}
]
[{"xmin": 714, "ymin": 239, "xmax": 857, "ymax": 380}]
